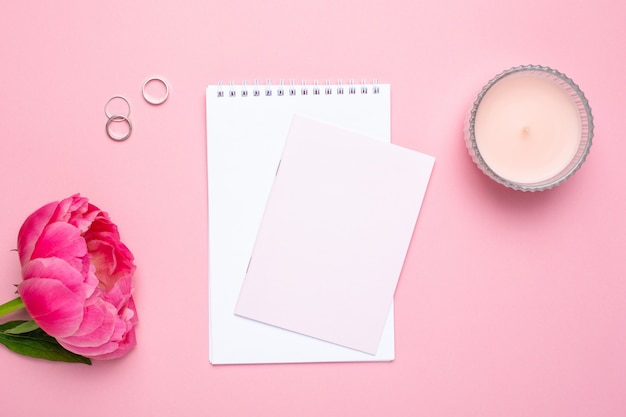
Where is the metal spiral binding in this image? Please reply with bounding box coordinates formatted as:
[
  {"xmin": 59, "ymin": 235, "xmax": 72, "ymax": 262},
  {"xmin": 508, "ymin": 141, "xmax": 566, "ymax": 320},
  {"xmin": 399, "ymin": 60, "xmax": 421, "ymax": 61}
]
[
  {"xmin": 253, "ymin": 80, "xmax": 260, "ymax": 97},
  {"xmin": 277, "ymin": 80, "xmax": 285, "ymax": 96},
  {"xmin": 265, "ymin": 79, "xmax": 272, "ymax": 96},
  {"xmin": 349, "ymin": 80, "xmax": 356, "ymax": 95},
  {"xmin": 216, "ymin": 79, "xmax": 380, "ymax": 98},
  {"xmin": 313, "ymin": 80, "xmax": 320, "ymax": 96}
]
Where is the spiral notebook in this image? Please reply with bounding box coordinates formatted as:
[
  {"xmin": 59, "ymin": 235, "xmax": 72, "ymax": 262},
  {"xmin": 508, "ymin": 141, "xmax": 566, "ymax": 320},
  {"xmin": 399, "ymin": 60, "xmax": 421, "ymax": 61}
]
[{"xmin": 207, "ymin": 81, "xmax": 414, "ymax": 364}]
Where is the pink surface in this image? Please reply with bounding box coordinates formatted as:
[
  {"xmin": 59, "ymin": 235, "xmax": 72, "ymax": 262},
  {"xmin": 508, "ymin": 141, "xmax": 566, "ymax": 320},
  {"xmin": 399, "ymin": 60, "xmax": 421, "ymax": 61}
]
[{"xmin": 0, "ymin": 1, "xmax": 624, "ymax": 416}]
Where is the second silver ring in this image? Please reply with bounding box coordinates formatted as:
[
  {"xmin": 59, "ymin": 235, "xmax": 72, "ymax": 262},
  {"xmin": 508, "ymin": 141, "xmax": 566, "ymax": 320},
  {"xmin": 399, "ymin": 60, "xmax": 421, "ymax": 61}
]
[
  {"xmin": 106, "ymin": 114, "xmax": 133, "ymax": 141},
  {"xmin": 142, "ymin": 77, "xmax": 170, "ymax": 105},
  {"xmin": 104, "ymin": 95, "xmax": 131, "ymax": 119}
]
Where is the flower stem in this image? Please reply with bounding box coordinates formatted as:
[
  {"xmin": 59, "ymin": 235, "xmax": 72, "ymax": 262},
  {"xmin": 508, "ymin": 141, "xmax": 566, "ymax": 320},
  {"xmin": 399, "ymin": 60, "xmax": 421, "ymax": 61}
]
[{"xmin": 0, "ymin": 297, "xmax": 25, "ymax": 318}]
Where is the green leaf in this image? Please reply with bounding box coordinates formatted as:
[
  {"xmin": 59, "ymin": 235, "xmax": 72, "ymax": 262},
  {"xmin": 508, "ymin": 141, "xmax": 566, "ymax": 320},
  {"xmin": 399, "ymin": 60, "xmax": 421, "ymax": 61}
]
[
  {"xmin": 4, "ymin": 320, "xmax": 39, "ymax": 334},
  {"xmin": 0, "ymin": 297, "xmax": 25, "ymax": 317},
  {"xmin": 0, "ymin": 321, "xmax": 91, "ymax": 365}
]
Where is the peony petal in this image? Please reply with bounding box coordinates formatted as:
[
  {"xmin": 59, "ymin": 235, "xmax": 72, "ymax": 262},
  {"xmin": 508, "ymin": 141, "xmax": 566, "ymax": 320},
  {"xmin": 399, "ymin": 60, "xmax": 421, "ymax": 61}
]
[
  {"xmin": 84, "ymin": 213, "xmax": 119, "ymax": 239},
  {"xmin": 17, "ymin": 201, "xmax": 58, "ymax": 264},
  {"xmin": 93, "ymin": 317, "xmax": 137, "ymax": 360},
  {"xmin": 87, "ymin": 239, "xmax": 117, "ymax": 290},
  {"xmin": 60, "ymin": 338, "xmax": 120, "ymax": 358},
  {"xmin": 61, "ymin": 320, "xmax": 135, "ymax": 359},
  {"xmin": 68, "ymin": 298, "xmax": 106, "ymax": 337},
  {"xmin": 121, "ymin": 296, "xmax": 139, "ymax": 327},
  {"xmin": 100, "ymin": 276, "xmax": 133, "ymax": 311},
  {"xmin": 22, "ymin": 257, "xmax": 96, "ymax": 298},
  {"xmin": 68, "ymin": 199, "xmax": 100, "ymax": 233},
  {"xmin": 66, "ymin": 195, "xmax": 87, "ymax": 216},
  {"xmin": 60, "ymin": 296, "xmax": 137, "ymax": 359},
  {"xmin": 61, "ymin": 299, "xmax": 116, "ymax": 347},
  {"xmin": 110, "ymin": 241, "xmax": 136, "ymax": 279},
  {"xmin": 46, "ymin": 195, "xmax": 99, "ymax": 234},
  {"xmin": 18, "ymin": 278, "xmax": 84, "ymax": 338},
  {"xmin": 85, "ymin": 217, "xmax": 136, "ymax": 291},
  {"xmin": 93, "ymin": 329, "xmax": 137, "ymax": 359},
  {"xmin": 82, "ymin": 261, "xmax": 99, "ymax": 298},
  {"xmin": 31, "ymin": 222, "xmax": 87, "ymax": 262},
  {"xmin": 50, "ymin": 196, "xmax": 74, "ymax": 223},
  {"xmin": 49, "ymin": 194, "xmax": 88, "ymax": 222}
]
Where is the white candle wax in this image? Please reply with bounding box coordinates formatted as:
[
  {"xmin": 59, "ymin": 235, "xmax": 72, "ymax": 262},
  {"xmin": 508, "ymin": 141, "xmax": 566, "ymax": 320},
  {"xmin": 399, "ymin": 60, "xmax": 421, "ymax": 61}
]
[
  {"xmin": 467, "ymin": 66, "xmax": 593, "ymax": 191},
  {"xmin": 475, "ymin": 72, "xmax": 580, "ymax": 183}
]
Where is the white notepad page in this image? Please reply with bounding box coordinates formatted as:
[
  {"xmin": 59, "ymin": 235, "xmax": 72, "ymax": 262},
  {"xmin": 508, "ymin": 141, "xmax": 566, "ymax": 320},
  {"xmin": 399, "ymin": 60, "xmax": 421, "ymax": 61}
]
[{"xmin": 206, "ymin": 82, "xmax": 394, "ymax": 364}]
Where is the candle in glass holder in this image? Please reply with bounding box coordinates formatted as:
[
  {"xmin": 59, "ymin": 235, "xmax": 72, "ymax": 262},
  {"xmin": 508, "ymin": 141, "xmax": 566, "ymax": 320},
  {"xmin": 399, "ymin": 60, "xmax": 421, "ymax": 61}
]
[{"xmin": 466, "ymin": 65, "xmax": 594, "ymax": 191}]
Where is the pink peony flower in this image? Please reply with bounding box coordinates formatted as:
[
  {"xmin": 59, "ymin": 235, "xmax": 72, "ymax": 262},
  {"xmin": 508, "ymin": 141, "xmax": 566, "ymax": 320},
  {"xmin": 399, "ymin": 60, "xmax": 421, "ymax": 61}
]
[{"xmin": 16, "ymin": 195, "xmax": 137, "ymax": 360}]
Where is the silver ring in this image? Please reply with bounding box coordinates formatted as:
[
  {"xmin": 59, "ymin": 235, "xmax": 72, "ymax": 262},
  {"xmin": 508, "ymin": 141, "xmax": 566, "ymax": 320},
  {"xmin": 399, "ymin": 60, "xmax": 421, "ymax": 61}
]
[
  {"xmin": 142, "ymin": 77, "xmax": 169, "ymax": 105},
  {"xmin": 104, "ymin": 95, "xmax": 131, "ymax": 119},
  {"xmin": 106, "ymin": 114, "xmax": 132, "ymax": 141}
]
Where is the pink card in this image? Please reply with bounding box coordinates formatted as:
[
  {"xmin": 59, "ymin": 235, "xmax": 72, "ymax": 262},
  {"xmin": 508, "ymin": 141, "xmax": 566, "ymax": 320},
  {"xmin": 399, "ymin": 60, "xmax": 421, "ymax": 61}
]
[{"xmin": 234, "ymin": 115, "xmax": 434, "ymax": 354}]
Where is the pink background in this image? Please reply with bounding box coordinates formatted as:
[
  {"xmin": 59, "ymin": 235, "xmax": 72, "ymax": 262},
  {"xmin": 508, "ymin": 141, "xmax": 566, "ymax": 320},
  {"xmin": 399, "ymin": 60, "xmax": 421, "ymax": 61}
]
[{"xmin": 1, "ymin": 1, "xmax": 624, "ymax": 416}]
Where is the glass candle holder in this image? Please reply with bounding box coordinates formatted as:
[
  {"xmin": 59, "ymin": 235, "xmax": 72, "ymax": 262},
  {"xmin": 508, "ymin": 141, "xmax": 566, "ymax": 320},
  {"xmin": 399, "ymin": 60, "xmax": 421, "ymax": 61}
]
[{"xmin": 465, "ymin": 65, "xmax": 594, "ymax": 191}]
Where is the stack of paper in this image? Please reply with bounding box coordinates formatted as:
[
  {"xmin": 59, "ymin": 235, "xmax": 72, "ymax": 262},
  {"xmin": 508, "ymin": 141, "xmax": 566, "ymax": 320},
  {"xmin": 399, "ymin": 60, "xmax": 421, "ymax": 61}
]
[{"xmin": 206, "ymin": 83, "xmax": 434, "ymax": 364}]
